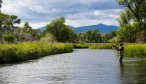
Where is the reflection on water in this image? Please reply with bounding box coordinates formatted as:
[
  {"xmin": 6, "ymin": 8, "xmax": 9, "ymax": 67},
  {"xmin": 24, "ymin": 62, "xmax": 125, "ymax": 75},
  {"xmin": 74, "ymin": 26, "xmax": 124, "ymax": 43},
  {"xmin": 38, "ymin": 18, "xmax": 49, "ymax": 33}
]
[
  {"xmin": 0, "ymin": 49, "xmax": 145, "ymax": 84},
  {"xmin": 120, "ymin": 60, "xmax": 146, "ymax": 84}
]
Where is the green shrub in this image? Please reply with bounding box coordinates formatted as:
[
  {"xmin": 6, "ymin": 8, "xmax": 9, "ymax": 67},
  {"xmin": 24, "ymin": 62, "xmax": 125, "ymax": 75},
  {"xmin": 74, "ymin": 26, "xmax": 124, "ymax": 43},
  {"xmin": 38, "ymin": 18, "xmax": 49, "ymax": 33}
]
[
  {"xmin": 2, "ymin": 34, "xmax": 16, "ymax": 43},
  {"xmin": 0, "ymin": 42, "xmax": 73, "ymax": 63},
  {"xmin": 40, "ymin": 33, "xmax": 56, "ymax": 43}
]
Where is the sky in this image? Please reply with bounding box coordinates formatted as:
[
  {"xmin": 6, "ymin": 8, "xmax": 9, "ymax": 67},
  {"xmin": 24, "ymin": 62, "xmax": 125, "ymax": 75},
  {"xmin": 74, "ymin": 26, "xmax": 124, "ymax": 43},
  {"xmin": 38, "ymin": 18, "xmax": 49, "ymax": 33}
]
[{"xmin": 1, "ymin": 0, "xmax": 122, "ymax": 28}]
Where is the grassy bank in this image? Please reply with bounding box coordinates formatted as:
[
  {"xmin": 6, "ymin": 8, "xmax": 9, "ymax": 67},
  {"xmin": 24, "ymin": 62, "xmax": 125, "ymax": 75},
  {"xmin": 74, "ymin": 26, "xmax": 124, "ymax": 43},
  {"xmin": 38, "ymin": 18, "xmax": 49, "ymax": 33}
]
[
  {"xmin": 73, "ymin": 43, "xmax": 116, "ymax": 49},
  {"xmin": 0, "ymin": 42, "xmax": 73, "ymax": 63},
  {"xmin": 124, "ymin": 44, "xmax": 146, "ymax": 57},
  {"xmin": 1, "ymin": 42, "xmax": 146, "ymax": 63},
  {"xmin": 73, "ymin": 43, "xmax": 90, "ymax": 49},
  {"xmin": 87, "ymin": 43, "xmax": 146, "ymax": 57},
  {"xmin": 89, "ymin": 43, "xmax": 116, "ymax": 49}
]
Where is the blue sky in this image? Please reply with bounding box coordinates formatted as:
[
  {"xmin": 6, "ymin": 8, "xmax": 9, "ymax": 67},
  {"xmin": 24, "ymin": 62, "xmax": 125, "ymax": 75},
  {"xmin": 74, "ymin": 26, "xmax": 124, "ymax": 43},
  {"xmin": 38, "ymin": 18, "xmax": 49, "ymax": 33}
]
[{"xmin": 1, "ymin": 0, "xmax": 122, "ymax": 28}]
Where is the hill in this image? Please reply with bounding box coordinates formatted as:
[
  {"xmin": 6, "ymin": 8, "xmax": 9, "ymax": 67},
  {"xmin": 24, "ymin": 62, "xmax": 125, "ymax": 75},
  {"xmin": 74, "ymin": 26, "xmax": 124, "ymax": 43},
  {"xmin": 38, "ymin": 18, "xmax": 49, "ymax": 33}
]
[{"xmin": 38, "ymin": 24, "xmax": 118, "ymax": 33}]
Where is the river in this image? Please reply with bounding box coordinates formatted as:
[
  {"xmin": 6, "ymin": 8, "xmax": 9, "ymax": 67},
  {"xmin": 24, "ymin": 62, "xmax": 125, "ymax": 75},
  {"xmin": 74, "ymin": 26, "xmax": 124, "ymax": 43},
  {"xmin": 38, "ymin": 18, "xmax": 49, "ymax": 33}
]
[{"xmin": 0, "ymin": 49, "xmax": 146, "ymax": 84}]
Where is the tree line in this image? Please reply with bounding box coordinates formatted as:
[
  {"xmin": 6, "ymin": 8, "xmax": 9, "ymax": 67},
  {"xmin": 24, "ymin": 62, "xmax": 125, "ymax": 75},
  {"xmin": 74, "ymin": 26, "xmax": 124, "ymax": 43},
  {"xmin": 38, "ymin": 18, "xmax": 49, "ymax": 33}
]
[{"xmin": 42, "ymin": 17, "xmax": 115, "ymax": 43}]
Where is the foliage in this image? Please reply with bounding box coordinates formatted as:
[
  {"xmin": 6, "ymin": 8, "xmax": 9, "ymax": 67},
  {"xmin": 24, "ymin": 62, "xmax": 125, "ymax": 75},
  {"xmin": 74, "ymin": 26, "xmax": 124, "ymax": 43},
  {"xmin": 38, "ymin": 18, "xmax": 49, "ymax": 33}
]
[
  {"xmin": 89, "ymin": 43, "xmax": 116, "ymax": 49},
  {"xmin": 40, "ymin": 33, "xmax": 56, "ymax": 43},
  {"xmin": 117, "ymin": 23, "xmax": 136, "ymax": 43},
  {"xmin": 0, "ymin": 13, "xmax": 20, "ymax": 34},
  {"xmin": 124, "ymin": 44, "xmax": 146, "ymax": 57},
  {"xmin": 73, "ymin": 43, "xmax": 90, "ymax": 48},
  {"xmin": 2, "ymin": 33, "xmax": 16, "ymax": 43},
  {"xmin": 118, "ymin": 0, "xmax": 146, "ymax": 42},
  {"xmin": 101, "ymin": 31, "xmax": 117, "ymax": 43},
  {"xmin": 13, "ymin": 22, "xmax": 40, "ymax": 42},
  {"xmin": 0, "ymin": 12, "xmax": 21, "ymax": 43},
  {"xmin": 85, "ymin": 29, "xmax": 101, "ymax": 43},
  {"xmin": 73, "ymin": 43, "xmax": 116, "ymax": 49},
  {"xmin": 44, "ymin": 17, "xmax": 76, "ymax": 42},
  {"xmin": 0, "ymin": 42, "xmax": 73, "ymax": 63},
  {"xmin": 108, "ymin": 36, "xmax": 120, "ymax": 43},
  {"xmin": 76, "ymin": 29, "xmax": 102, "ymax": 43}
]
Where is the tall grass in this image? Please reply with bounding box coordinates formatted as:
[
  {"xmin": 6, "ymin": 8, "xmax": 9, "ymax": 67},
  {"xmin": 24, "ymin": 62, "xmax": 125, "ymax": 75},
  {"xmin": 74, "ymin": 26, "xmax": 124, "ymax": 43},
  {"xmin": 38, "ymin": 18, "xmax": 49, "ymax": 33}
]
[
  {"xmin": 73, "ymin": 43, "xmax": 146, "ymax": 57},
  {"xmin": 73, "ymin": 43, "xmax": 90, "ymax": 49},
  {"xmin": 73, "ymin": 43, "xmax": 116, "ymax": 49},
  {"xmin": 89, "ymin": 43, "xmax": 146, "ymax": 57},
  {"xmin": 1, "ymin": 42, "xmax": 146, "ymax": 64},
  {"xmin": 0, "ymin": 42, "xmax": 73, "ymax": 63},
  {"xmin": 89, "ymin": 43, "xmax": 116, "ymax": 49},
  {"xmin": 124, "ymin": 44, "xmax": 146, "ymax": 57}
]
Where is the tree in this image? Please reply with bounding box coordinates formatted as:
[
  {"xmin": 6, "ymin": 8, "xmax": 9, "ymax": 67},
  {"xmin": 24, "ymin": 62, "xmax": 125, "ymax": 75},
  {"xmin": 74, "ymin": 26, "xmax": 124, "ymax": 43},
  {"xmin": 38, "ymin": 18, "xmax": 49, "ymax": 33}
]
[
  {"xmin": 117, "ymin": 9, "xmax": 136, "ymax": 42},
  {"xmin": 76, "ymin": 33, "xmax": 86, "ymax": 43},
  {"xmin": 0, "ymin": 13, "xmax": 21, "ymax": 43},
  {"xmin": 2, "ymin": 33, "xmax": 16, "ymax": 43},
  {"xmin": 85, "ymin": 29, "xmax": 101, "ymax": 43},
  {"xmin": 0, "ymin": 0, "xmax": 2, "ymax": 13},
  {"xmin": 118, "ymin": 0, "xmax": 146, "ymax": 42},
  {"xmin": 117, "ymin": 24, "xmax": 136, "ymax": 42},
  {"xmin": 23, "ymin": 22, "xmax": 33, "ymax": 33},
  {"xmin": 0, "ymin": 0, "xmax": 21, "ymax": 43},
  {"xmin": 101, "ymin": 31, "xmax": 117, "ymax": 43},
  {"xmin": 75, "ymin": 29, "xmax": 102, "ymax": 43},
  {"xmin": 45, "ymin": 17, "xmax": 76, "ymax": 42},
  {"xmin": 13, "ymin": 22, "xmax": 40, "ymax": 42}
]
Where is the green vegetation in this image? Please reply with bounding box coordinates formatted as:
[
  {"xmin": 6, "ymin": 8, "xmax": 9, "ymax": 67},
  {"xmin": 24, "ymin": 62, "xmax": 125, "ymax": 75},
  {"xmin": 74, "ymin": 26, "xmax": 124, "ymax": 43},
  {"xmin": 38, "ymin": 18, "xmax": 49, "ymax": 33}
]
[
  {"xmin": 0, "ymin": 0, "xmax": 146, "ymax": 64},
  {"xmin": 89, "ymin": 43, "xmax": 116, "ymax": 49},
  {"xmin": 43, "ymin": 17, "xmax": 76, "ymax": 42},
  {"xmin": 0, "ymin": 42, "xmax": 73, "ymax": 63},
  {"xmin": 124, "ymin": 44, "xmax": 146, "ymax": 57},
  {"xmin": 73, "ymin": 43, "xmax": 116, "ymax": 49},
  {"xmin": 2, "ymin": 33, "xmax": 16, "ymax": 43},
  {"xmin": 88, "ymin": 43, "xmax": 146, "ymax": 57},
  {"xmin": 73, "ymin": 43, "xmax": 90, "ymax": 49},
  {"xmin": 76, "ymin": 29, "xmax": 102, "ymax": 43},
  {"xmin": 117, "ymin": 0, "xmax": 146, "ymax": 43}
]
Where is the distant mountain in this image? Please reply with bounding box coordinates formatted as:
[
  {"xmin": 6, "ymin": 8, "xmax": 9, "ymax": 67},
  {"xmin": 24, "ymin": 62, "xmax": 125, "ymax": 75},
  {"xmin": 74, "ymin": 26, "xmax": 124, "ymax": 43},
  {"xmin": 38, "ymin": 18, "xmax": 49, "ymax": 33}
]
[
  {"xmin": 72, "ymin": 24, "xmax": 118, "ymax": 33},
  {"xmin": 38, "ymin": 24, "xmax": 118, "ymax": 33},
  {"xmin": 39, "ymin": 26, "xmax": 46, "ymax": 32}
]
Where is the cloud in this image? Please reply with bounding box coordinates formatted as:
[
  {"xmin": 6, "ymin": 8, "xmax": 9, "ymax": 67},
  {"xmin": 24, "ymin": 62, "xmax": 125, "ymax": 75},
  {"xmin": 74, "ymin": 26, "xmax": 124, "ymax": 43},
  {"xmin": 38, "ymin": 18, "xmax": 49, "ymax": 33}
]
[
  {"xmin": 66, "ymin": 19, "xmax": 119, "ymax": 27},
  {"xmin": 1, "ymin": 0, "xmax": 121, "ymax": 28}
]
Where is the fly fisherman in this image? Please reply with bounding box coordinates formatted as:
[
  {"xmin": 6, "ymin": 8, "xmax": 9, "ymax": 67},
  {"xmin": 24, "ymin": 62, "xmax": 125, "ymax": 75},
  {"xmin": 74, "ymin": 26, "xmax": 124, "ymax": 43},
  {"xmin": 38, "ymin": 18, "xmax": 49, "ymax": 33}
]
[{"xmin": 113, "ymin": 43, "xmax": 124, "ymax": 63}]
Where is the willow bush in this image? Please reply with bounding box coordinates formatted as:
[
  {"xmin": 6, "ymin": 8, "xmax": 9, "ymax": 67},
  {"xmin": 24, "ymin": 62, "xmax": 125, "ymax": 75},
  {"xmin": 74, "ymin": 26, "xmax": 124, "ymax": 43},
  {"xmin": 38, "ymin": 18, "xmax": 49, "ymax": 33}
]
[{"xmin": 0, "ymin": 42, "xmax": 73, "ymax": 63}]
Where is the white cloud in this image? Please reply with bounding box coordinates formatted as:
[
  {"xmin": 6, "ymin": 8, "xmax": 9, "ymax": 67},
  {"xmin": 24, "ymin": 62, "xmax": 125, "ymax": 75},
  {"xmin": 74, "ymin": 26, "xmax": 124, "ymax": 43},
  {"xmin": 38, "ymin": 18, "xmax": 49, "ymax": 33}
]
[
  {"xmin": 15, "ymin": 21, "xmax": 50, "ymax": 29},
  {"xmin": 1, "ymin": 0, "xmax": 121, "ymax": 28},
  {"xmin": 66, "ymin": 19, "xmax": 119, "ymax": 27},
  {"xmin": 94, "ymin": 9, "xmax": 122, "ymax": 19}
]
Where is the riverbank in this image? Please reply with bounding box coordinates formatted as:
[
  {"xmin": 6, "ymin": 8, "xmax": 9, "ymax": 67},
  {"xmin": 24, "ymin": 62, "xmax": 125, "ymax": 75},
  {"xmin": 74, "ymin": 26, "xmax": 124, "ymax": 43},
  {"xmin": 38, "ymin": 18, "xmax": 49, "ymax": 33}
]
[
  {"xmin": 124, "ymin": 44, "xmax": 146, "ymax": 57},
  {"xmin": 0, "ymin": 42, "xmax": 73, "ymax": 63},
  {"xmin": 0, "ymin": 43, "xmax": 146, "ymax": 64},
  {"xmin": 83, "ymin": 43, "xmax": 146, "ymax": 57},
  {"xmin": 73, "ymin": 43, "xmax": 116, "ymax": 49}
]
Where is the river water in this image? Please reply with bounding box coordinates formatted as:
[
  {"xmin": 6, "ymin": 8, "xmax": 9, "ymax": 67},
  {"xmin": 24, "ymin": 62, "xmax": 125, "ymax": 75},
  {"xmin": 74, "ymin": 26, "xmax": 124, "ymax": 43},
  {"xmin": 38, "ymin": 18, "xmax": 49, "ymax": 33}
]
[{"xmin": 0, "ymin": 49, "xmax": 146, "ymax": 84}]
